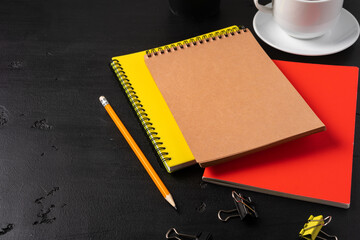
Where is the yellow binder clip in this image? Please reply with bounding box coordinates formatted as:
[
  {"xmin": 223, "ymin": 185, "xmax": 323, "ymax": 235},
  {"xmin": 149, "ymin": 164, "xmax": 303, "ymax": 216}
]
[{"xmin": 299, "ymin": 215, "xmax": 338, "ymax": 240}]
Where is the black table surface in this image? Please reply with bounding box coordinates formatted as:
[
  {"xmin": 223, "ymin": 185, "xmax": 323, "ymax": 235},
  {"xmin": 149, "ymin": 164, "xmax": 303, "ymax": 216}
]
[{"xmin": 1, "ymin": 0, "xmax": 359, "ymax": 239}]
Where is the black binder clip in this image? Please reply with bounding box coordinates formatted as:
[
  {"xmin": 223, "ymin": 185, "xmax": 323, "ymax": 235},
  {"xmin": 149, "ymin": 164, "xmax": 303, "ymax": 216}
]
[
  {"xmin": 165, "ymin": 228, "xmax": 213, "ymax": 240},
  {"xmin": 299, "ymin": 215, "xmax": 338, "ymax": 240},
  {"xmin": 217, "ymin": 191, "xmax": 258, "ymax": 222}
]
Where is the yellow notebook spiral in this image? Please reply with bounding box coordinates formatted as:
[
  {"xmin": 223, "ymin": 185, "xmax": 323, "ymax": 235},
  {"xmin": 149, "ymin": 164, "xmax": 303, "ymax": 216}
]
[
  {"xmin": 145, "ymin": 26, "xmax": 245, "ymax": 57},
  {"xmin": 111, "ymin": 60, "xmax": 171, "ymax": 163}
]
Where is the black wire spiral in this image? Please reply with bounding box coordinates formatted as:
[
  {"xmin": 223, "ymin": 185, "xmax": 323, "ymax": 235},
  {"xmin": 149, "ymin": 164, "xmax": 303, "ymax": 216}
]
[{"xmin": 110, "ymin": 60, "xmax": 171, "ymax": 163}]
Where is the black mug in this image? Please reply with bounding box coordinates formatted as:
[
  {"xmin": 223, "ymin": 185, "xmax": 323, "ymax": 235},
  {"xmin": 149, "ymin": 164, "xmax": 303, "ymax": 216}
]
[{"xmin": 169, "ymin": 0, "xmax": 220, "ymax": 17}]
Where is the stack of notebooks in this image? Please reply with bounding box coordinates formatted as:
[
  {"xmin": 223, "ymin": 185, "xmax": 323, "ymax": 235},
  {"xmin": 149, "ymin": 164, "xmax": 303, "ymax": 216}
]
[
  {"xmin": 203, "ymin": 60, "xmax": 358, "ymax": 208},
  {"xmin": 110, "ymin": 25, "xmax": 358, "ymax": 208}
]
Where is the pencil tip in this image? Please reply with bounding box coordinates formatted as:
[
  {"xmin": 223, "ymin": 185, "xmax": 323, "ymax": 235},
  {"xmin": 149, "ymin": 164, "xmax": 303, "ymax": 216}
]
[{"xmin": 165, "ymin": 194, "xmax": 177, "ymax": 210}]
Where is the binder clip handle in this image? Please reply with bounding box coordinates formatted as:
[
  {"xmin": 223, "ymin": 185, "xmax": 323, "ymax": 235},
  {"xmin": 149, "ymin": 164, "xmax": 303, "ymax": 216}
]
[
  {"xmin": 218, "ymin": 208, "xmax": 239, "ymax": 222},
  {"xmin": 323, "ymin": 216, "xmax": 332, "ymax": 226},
  {"xmin": 166, "ymin": 228, "xmax": 198, "ymax": 240},
  {"xmin": 314, "ymin": 216, "xmax": 338, "ymax": 240},
  {"xmin": 218, "ymin": 191, "xmax": 258, "ymax": 222},
  {"xmin": 166, "ymin": 228, "xmax": 213, "ymax": 240},
  {"xmin": 299, "ymin": 215, "xmax": 338, "ymax": 240}
]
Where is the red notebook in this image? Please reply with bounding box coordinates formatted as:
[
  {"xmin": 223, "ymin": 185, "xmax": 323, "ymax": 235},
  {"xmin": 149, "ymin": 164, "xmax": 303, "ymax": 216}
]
[{"xmin": 203, "ymin": 60, "xmax": 358, "ymax": 208}]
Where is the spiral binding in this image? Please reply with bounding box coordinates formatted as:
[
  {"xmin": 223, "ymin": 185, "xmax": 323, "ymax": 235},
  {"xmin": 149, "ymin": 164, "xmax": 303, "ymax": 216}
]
[
  {"xmin": 145, "ymin": 26, "xmax": 247, "ymax": 57},
  {"xmin": 111, "ymin": 60, "xmax": 171, "ymax": 163}
]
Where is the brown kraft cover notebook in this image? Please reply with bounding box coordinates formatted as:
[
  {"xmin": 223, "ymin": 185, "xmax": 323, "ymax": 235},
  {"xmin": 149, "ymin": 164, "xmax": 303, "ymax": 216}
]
[{"xmin": 144, "ymin": 28, "xmax": 325, "ymax": 167}]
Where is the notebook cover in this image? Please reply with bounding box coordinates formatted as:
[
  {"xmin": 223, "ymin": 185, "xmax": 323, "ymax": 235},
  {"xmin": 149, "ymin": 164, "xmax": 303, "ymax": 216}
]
[
  {"xmin": 111, "ymin": 26, "xmax": 242, "ymax": 172},
  {"xmin": 144, "ymin": 30, "xmax": 325, "ymax": 167},
  {"xmin": 203, "ymin": 60, "xmax": 359, "ymax": 208}
]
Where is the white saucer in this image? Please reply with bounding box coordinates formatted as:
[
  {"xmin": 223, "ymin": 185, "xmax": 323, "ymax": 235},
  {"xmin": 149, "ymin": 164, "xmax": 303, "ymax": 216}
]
[{"xmin": 253, "ymin": 6, "xmax": 360, "ymax": 56}]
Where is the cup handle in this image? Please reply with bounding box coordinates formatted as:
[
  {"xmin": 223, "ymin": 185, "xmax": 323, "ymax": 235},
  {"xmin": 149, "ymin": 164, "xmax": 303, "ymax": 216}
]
[{"xmin": 253, "ymin": 0, "xmax": 272, "ymax": 14}]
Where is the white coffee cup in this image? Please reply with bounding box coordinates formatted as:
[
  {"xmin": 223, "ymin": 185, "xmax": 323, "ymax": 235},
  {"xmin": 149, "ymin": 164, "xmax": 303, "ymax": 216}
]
[{"xmin": 254, "ymin": 0, "xmax": 344, "ymax": 39}]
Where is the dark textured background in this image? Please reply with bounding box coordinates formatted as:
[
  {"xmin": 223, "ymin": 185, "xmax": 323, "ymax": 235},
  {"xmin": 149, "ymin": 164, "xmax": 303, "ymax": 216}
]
[{"xmin": 0, "ymin": 0, "xmax": 359, "ymax": 239}]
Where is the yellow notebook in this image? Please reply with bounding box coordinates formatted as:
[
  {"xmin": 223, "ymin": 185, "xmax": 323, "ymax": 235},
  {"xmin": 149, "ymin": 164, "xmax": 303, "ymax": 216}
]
[{"xmin": 110, "ymin": 26, "xmax": 240, "ymax": 172}]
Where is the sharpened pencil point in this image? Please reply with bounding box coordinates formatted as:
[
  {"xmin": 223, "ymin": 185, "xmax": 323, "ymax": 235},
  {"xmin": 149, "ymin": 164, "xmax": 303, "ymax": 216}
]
[{"xmin": 165, "ymin": 194, "xmax": 177, "ymax": 210}]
